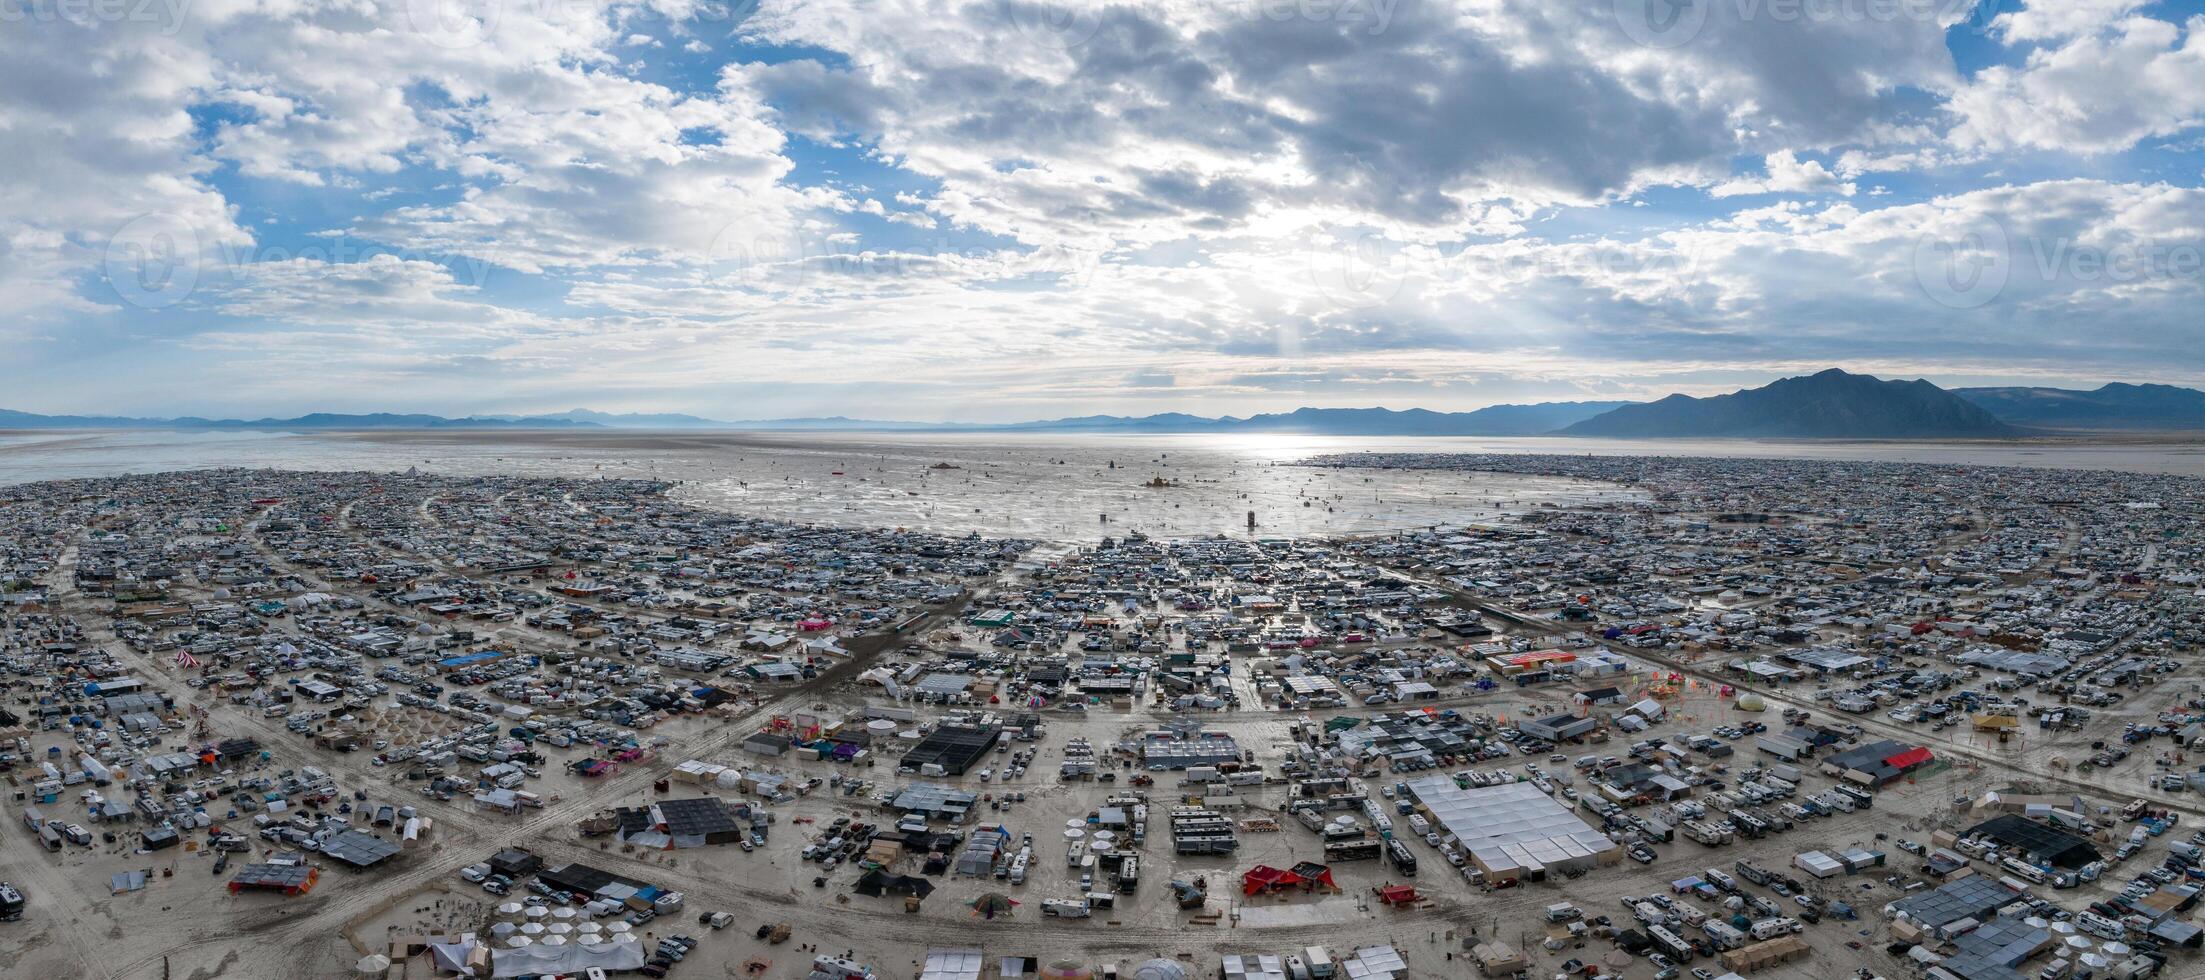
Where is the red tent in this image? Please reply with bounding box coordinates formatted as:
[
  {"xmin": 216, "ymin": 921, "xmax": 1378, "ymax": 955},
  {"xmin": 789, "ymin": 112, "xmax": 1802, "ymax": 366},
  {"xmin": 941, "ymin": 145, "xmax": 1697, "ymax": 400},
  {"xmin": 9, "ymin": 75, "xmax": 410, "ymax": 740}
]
[
  {"xmin": 1241, "ymin": 865, "xmax": 1306, "ymax": 896},
  {"xmin": 1288, "ymin": 861, "xmax": 1338, "ymax": 892},
  {"xmin": 1376, "ymin": 885, "xmax": 1419, "ymax": 906},
  {"xmin": 1884, "ymin": 746, "xmax": 1933, "ymax": 770}
]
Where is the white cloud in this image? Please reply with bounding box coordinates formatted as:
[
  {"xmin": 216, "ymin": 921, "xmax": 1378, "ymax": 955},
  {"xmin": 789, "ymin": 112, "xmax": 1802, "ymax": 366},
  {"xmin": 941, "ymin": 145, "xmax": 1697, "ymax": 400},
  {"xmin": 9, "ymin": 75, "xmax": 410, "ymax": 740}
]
[
  {"xmin": 1950, "ymin": 14, "xmax": 2205, "ymax": 154},
  {"xmin": 1992, "ymin": 0, "xmax": 2149, "ymax": 43},
  {"xmin": 1711, "ymin": 151, "xmax": 1858, "ymax": 198}
]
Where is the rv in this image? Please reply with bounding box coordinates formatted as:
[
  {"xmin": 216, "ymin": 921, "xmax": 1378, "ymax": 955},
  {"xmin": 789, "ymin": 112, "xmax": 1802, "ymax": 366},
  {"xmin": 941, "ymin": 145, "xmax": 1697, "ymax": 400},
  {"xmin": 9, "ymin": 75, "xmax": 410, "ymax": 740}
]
[
  {"xmin": 1734, "ymin": 860, "xmax": 1774, "ymax": 886},
  {"xmin": 1702, "ymin": 921, "xmax": 1747, "ymax": 951},
  {"xmin": 2001, "ymin": 858, "xmax": 2048, "ymax": 885},
  {"xmin": 1646, "ymin": 924, "xmax": 1695, "ymax": 961},
  {"xmin": 1751, "ymin": 917, "xmax": 1802, "ymax": 941},
  {"xmin": 2076, "ymin": 910, "xmax": 2126, "ymax": 941}
]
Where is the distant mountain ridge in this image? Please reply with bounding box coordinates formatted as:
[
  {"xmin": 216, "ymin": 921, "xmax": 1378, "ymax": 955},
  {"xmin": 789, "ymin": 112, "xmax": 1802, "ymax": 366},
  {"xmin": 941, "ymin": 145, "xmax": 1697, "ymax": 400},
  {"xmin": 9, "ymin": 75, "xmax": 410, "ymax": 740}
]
[
  {"xmin": 12, "ymin": 374, "xmax": 2205, "ymax": 437},
  {"xmin": 0, "ymin": 402, "xmax": 1635, "ymax": 435},
  {"xmin": 1561, "ymin": 369, "xmax": 2021, "ymax": 439},
  {"xmin": 0, "ymin": 409, "xmax": 600, "ymax": 430},
  {"xmin": 1953, "ymin": 383, "xmax": 2205, "ymax": 430},
  {"xmin": 1002, "ymin": 402, "xmax": 1635, "ymax": 436}
]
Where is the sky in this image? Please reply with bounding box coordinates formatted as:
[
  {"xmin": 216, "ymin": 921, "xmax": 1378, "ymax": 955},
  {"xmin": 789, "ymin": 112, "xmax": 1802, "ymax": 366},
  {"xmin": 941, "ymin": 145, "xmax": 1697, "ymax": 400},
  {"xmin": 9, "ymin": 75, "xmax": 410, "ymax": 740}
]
[{"xmin": 3, "ymin": 0, "xmax": 2205, "ymax": 422}]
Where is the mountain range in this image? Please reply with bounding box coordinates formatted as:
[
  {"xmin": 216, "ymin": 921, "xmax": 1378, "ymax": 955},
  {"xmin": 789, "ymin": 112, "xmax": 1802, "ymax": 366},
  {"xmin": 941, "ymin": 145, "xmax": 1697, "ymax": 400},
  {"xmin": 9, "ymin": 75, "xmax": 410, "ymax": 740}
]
[
  {"xmin": 1562, "ymin": 369, "xmax": 2020, "ymax": 439},
  {"xmin": 1950, "ymin": 383, "xmax": 2205, "ymax": 430},
  {"xmin": 8, "ymin": 372, "xmax": 2205, "ymax": 438}
]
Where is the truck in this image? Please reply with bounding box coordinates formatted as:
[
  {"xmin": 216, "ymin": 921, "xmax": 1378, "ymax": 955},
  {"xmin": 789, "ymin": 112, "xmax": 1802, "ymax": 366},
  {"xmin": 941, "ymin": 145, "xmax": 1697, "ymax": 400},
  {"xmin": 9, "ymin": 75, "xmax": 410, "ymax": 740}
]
[{"xmin": 1304, "ymin": 947, "xmax": 1336, "ymax": 980}]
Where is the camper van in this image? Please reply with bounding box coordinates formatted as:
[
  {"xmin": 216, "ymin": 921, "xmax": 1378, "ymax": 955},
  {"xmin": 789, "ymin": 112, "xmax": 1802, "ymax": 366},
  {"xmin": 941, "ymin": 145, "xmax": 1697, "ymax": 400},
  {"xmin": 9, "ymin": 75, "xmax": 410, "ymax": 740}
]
[
  {"xmin": 2001, "ymin": 857, "xmax": 2048, "ymax": 885},
  {"xmin": 2076, "ymin": 911, "xmax": 2126, "ymax": 941},
  {"xmin": 1646, "ymin": 925, "xmax": 1695, "ymax": 962},
  {"xmin": 1750, "ymin": 917, "xmax": 1802, "ymax": 941},
  {"xmin": 1702, "ymin": 921, "xmax": 1747, "ymax": 951}
]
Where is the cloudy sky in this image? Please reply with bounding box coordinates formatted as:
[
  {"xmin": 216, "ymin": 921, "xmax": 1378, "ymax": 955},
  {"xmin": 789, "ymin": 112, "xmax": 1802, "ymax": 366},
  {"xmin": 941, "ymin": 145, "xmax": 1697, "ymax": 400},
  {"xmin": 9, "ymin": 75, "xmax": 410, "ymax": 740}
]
[{"xmin": 4, "ymin": 0, "xmax": 2204, "ymax": 421}]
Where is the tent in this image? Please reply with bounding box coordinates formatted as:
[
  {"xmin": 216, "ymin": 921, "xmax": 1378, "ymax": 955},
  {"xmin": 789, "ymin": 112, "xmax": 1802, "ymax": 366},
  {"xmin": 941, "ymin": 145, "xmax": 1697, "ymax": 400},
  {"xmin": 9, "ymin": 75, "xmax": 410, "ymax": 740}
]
[
  {"xmin": 1375, "ymin": 885, "xmax": 1419, "ymax": 906},
  {"xmin": 855, "ymin": 869, "xmax": 936, "ymax": 899},
  {"xmin": 1241, "ymin": 863, "xmax": 1332, "ymax": 896},
  {"xmin": 1242, "ymin": 865, "xmax": 1304, "ymax": 896},
  {"xmin": 1288, "ymin": 861, "xmax": 1338, "ymax": 892},
  {"xmin": 968, "ymin": 892, "xmax": 1019, "ymax": 920}
]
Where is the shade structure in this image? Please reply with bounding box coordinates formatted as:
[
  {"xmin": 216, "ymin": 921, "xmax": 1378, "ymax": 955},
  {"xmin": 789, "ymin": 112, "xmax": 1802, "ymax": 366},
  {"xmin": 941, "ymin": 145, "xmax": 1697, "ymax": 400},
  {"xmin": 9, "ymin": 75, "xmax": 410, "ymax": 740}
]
[
  {"xmin": 968, "ymin": 892, "xmax": 1019, "ymax": 920},
  {"xmin": 490, "ymin": 922, "xmax": 517, "ymax": 937},
  {"xmin": 523, "ymin": 905, "xmax": 549, "ymax": 920},
  {"xmin": 1039, "ymin": 962, "xmax": 1093, "ymax": 980},
  {"xmin": 577, "ymin": 934, "xmax": 603, "ymax": 946},
  {"xmin": 1063, "ymin": 829, "xmax": 1085, "ymax": 840},
  {"xmin": 1090, "ymin": 840, "xmax": 1112, "ymax": 851},
  {"xmin": 1131, "ymin": 960, "xmax": 1188, "ymax": 980},
  {"xmin": 1092, "ymin": 830, "xmax": 1115, "ymax": 841},
  {"xmin": 505, "ymin": 937, "xmax": 533, "ymax": 949},
  {"xmin": 541, "ymin": 936, "xmax": 567, "ymax": 947},
  {"xmin": 576, "ymin": 921, "xmax": 603, "ymax": 935},
  {"xmin": 547, "ymin": 923, "xmax": 574, "ymax": 936},
  {"xmin": 604, "ymin": 921, "xmax": 632, "ymax": 934},
  {"xmin": 520, "ymin": 923, "xmax": 545, "ymax": 936},
  {"xmin": 1066, "ymin": 819, "xmax": 1086, "ymax": 829},
  {"xmin": 356, "ymin": 953, "xmax": 392, "ymax": 975},
  {"xmin": 550, "ymin": 906, "xmax": 578, "ymax": 921},
  {"xmin": 496, "ymin": 902, "xmax": 526, "ymax": 920}
]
